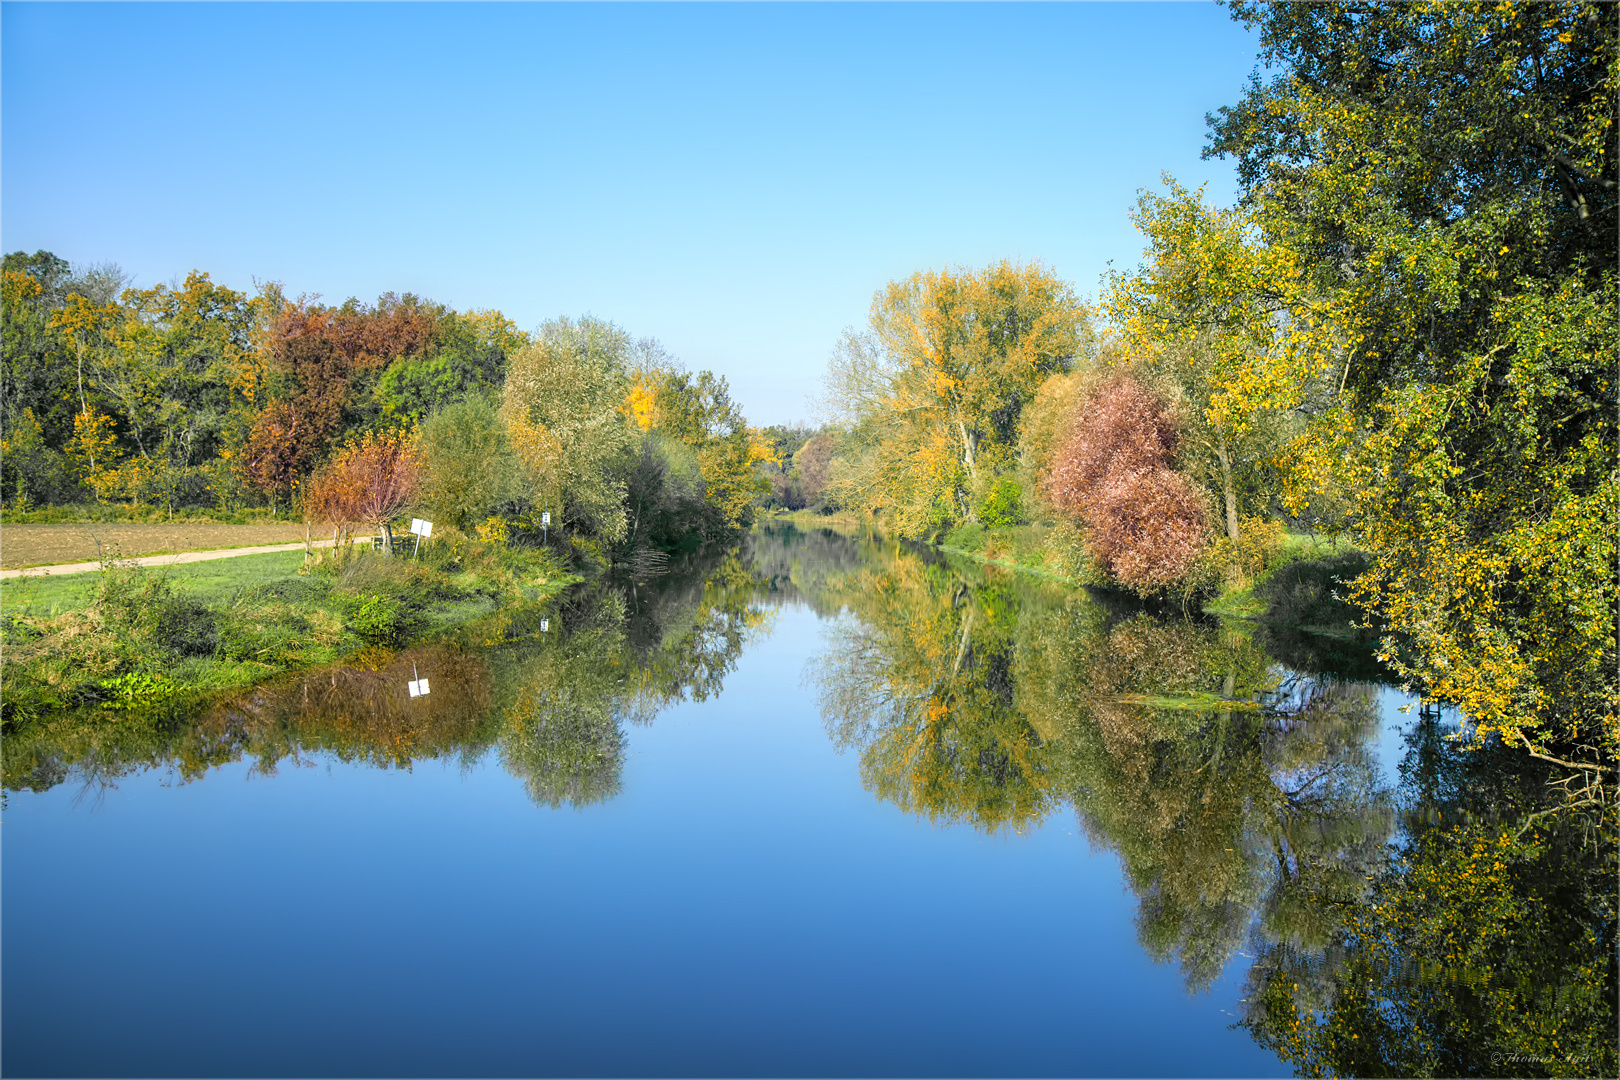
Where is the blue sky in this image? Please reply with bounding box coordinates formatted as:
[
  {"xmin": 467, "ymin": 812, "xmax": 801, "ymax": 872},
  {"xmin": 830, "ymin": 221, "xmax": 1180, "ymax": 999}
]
[{"xmin": 2, "ymin": 2, "xmax": 1260, "ymax": 427}]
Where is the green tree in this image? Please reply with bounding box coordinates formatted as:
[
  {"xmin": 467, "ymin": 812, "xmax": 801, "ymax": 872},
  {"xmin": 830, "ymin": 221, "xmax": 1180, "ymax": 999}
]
[
  {"xmin": 501, "ymin": 317, "xmax": 638, "ymax": 544},
  {"xmin": 1207, "ymin": 1, "xmax": 1618, "ymax": 777},
  {"xmin": 416, "ymin": 398, "xmax": 522, "ymax": 532},
  {"xmin": 653, "ymin": 369, "xmax": 764, "ymax": 539}
]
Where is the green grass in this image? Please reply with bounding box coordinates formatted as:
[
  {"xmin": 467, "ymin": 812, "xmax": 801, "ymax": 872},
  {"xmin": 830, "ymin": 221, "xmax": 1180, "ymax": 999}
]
[
  {"xmin": 1, "ymin": 540, "xmax": 580, "ymax": 725},
  {"xmin": 2, "ymin": 550, "xmax": 310, "ymax": 618}
]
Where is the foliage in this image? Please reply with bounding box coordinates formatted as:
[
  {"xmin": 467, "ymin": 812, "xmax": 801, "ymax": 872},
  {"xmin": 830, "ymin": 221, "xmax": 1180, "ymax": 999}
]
[
  {"xmin": 416, "ymin": 398, "xmax": 522, "ymax": 532},
  {"xmin": 1044, "ymin": 373, "xmax": 1210, "ymax": 594},
  {"xmin": 303, "ymin": 429, "xmax": 421, "ymax": 552},
  {"xmin": 1205, "ymin": 0, "xmax": 1619, "ymax": 777},
  {"xmin": 1106, "ymin": 180, "xmax": 1327, "ymax": 543},
  {"xmin": 975, "ymin": 476, "xmax": 1025, "ymax": 528},
  {"xmin": 653, "ymin": 369, "xmax": 765, "ymax": 539},
  {"xmin": 501, "ymin": 316, "xmax": 638, "ymax": 544},
  {"xmin": 824, "ymin": 261, "xmax": 1090, "ymax": 538}
]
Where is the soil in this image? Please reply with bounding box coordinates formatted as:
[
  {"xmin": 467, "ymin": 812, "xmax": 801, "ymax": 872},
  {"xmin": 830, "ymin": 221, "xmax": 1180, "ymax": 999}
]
[{"xmin": 0, "ymin": 522, "xmax": 311, "ymax": 569}]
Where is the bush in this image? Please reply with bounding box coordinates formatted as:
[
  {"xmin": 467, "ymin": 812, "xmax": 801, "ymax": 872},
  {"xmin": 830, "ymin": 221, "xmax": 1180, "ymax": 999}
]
[
  {"xmin": 418, "ymin": 399, "xmax": 522, "ymax": 531},
  {"xmin": 976, "ymin": 477, "xmax": 1025, "ymax": 527},
  {"xmin": 346, "ymin": 594, "xmax": 419, "ymax": 647},
  {"xmin": 1043, "ymin": 374, "xmax": 1210, "ymax": 595},
  {"xmin": 151, "ymin": 596, "xmax": 220, "ymax": 658}
]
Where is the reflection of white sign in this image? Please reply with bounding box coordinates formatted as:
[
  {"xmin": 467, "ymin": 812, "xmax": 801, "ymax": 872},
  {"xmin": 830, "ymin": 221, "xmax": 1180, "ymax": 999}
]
[
  {"xmin": 409, "ymin": 518, "xmax": 434, "ymax": 537},
  {"xmin": 541, "ymin": 512, "xmax": 550, "ymax": 526},
  {"xmin": 540, "ymin": 618, "xmax": 549, "ymax": 632},
  {"xmin": 407, "ymin": 663, "xmax": 430, "ymax": 698}
]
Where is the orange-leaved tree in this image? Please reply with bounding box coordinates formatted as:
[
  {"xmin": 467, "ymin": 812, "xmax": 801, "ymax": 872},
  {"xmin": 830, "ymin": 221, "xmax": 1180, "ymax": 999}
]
[{"xmin": 304, "ymin": 430, "xmax": 420, "ymax": 556}]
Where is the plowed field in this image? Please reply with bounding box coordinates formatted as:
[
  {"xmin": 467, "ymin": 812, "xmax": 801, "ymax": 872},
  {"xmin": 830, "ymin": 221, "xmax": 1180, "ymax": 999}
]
[{"xmin": 1, "ymin": 523, "xmax": 309, "ymax": 569}]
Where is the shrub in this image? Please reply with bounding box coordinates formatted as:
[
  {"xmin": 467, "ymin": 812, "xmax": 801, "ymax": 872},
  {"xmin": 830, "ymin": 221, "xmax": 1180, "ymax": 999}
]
[
  {"xmin": 976, "ymin": 477, "xmax": 1025, "ymax": 527},
  {"xmin": 1088, "ymin": 468, "xmax": 1209, "ymax": 593},
  {"xmin": 1043, "ymin": 374, "xmax": 1210, "ymax": 595},
  {"xmin": 346, "ymin": 594, "xmax": 418, "ymax": 647},
  {"xmin": 151, "ymin": 596, "xmax": 220, "ymax": 658}
]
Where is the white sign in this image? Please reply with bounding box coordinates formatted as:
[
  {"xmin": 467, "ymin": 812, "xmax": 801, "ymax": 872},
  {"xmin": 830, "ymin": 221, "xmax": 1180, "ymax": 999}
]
[
  {"xmin": 541, "ymin": 512, "xmax": 550, "ymax": 526},
  {"xmin": 540, "ymin": 618, "xmax": 549, "ymax": 633},
  {"xmin": 408, "ymin": 677, "xmax": 430, "ymax": 698},
  {"xmin": 409, "ymin": 518, "xmax": 433, "ymax": 537}
]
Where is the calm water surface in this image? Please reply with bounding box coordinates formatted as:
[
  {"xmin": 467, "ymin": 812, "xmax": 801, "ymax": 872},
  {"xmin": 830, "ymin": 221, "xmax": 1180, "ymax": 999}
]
[{"xmin": 3, "ymin": 526, "xmax": 1421, "ymax": 1077}]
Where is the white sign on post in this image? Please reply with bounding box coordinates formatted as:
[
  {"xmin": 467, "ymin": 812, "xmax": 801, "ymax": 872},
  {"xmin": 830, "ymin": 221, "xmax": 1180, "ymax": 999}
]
[
  {"xmin": 408, "ymin": 518, "xmax": 433, "ymax": 557},
  {"xmin": 407, "ymin": 663, "xmax": 430, "ymax": 698},
  {"xmin": 541, "ymin": 512, "xmax": 550, "ymax": 526}
]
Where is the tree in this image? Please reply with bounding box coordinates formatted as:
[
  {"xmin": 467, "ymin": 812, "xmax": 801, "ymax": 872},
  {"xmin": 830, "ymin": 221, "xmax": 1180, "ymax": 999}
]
[
  {"xmin": 500, "ymin": 317, "xmax": 638, "ymax": 544},
  {"xmin": 1044, "ymin": 374, "xmax": 1210, "ymax": 595},
  {"xmin": 303, "ymin": 430, "xmax": 420, "ymax": 554},
  {"xmin": 1105, "ymin": 180, "xmax": 1328, "ymax": 544},
  {"xmin": 653, "ymin": 369, "xmax": 765, "ymax": 539},
  {"xmin": 1207, "ymin": 1, "xmax": 1618, "ymax": 775},
  {"xmin": 824, "ymin": 261, "xmax": 1090, "ymax": 538},
  {"xmin": 416, "ymin": 398, "xmax": 522, "ymax": 532}
]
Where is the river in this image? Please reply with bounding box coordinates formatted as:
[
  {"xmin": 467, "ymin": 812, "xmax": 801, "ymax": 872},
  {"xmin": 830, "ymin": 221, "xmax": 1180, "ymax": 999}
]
[{"xmin": 1, "ymin": 524, "xmax": 1468, "ymax": 1077}]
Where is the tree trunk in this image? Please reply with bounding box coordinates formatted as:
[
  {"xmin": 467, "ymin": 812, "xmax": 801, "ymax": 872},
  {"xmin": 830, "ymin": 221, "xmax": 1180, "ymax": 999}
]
[
  {"xmin": 1215, "ymin": 436, "xmax": 1240, "ymax": 544},
  {"xmin": 956, "ymin": 418, "xmax": 978, "ymax": 481},
  {"xmin": 381, "ymin": 521, "xmax": 395, "ymax": 555}
]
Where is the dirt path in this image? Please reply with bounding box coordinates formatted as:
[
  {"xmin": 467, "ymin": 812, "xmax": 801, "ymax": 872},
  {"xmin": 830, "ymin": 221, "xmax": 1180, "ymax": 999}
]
[{"xmin": 0, "ymin": 522, "xmax": 312, "ymax": 569}]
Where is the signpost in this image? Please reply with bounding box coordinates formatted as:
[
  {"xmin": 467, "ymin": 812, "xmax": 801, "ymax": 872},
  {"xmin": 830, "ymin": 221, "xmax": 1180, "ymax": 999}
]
[
  {"xmin": 409, "ymin": 518, "xmax": 433, "ymax": 557},
  {"xmin": 407, "ymin": 663, "xmax": 430, "ymax": 698},
  {"xmin": 541, "ymin": 511, "xmax": 550, "ymax": 545}
]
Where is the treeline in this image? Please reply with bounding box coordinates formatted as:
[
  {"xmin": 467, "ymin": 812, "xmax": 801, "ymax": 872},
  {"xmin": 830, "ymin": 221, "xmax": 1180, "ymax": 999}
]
[
  {"xmin": 0, "ymin": 253, "xmax": 774, "ymax": 561},
  {"xmin": 819, "ymin": 1, "xmax": 1615, "ymax": 795}
]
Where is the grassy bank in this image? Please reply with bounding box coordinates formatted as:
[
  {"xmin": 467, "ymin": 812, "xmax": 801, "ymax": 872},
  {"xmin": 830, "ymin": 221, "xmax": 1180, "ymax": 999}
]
[
  {"xmin": 934, "ymin": 520, "xmax": 1372, "ymax": 634},
  {"xmin": 0, "ymin": 535, "xmax": 577, "ymax": 725}
]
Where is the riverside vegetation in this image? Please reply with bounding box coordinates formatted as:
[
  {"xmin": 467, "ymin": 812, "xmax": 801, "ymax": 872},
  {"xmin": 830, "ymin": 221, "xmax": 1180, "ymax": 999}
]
[{"xmin": 1, "ymin": 4, "xmax": 1612, "ymax": 1076}]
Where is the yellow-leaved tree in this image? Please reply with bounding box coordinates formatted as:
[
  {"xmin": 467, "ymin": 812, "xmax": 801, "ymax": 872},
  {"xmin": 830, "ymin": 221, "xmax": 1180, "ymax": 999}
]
[
  {"xmin": 1106, "ymin": 178, "xmax": 1337, "ymax": 545},
  {"xmin": 824, "ymin": 261, "xmax": 1089, "ymax": 538}
]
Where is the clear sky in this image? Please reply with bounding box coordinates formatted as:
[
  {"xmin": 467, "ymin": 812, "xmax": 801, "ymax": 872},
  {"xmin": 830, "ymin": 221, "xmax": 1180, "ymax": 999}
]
[{"xmin": 2, "ymin": 2, "xmax": 1261, "ymax": 427}]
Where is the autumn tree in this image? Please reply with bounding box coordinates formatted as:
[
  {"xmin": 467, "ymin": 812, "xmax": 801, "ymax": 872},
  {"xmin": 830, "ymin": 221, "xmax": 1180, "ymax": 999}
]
[
  {"xmin": 1044, "ymin": 374, "xmax": 1210, "ymax": 595},
  {"xmin": 1207, "ymin": 0, "xmax": 1618, "ymax": 776},
  {"xmin": 245, "ymin": 293, "xmax": 437, "ymax": 503},
  {"xmin": 1105, "ymin": 181, "xmax": 1327, "ymax": 544},
  {"xmin": 303, "ymin": 430, "xmax": 420, "ymax": 554},
  {"xmin": 824, "ymin": 261, "xmax": 1090, "ymax": 538}
]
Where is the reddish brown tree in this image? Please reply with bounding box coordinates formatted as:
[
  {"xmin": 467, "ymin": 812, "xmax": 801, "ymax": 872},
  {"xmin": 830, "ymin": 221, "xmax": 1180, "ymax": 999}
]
[
  {"xmin": 1044, "ymin": 374, "xmax": 1209, "ymax": 593},
  {"xmin": 246, "ymin": 296, "xmax": 440, "ymax": 505},
  {"xmin": 241, "ymin": 400, "xmax": 311, "ymax": 515},
  {"xmin": 305, "ymin": 431, "xmax": 421, "ymax": 554}
]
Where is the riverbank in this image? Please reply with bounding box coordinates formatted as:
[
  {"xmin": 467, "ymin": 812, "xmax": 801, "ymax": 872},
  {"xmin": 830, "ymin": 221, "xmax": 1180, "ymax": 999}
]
[
  {"xmin": 0, "ymin": 536, "xmax": 578, "ymax": 724},
  {"xmin": 929, "ymin": 520, "xmax": 1372, "ymax": 634}
]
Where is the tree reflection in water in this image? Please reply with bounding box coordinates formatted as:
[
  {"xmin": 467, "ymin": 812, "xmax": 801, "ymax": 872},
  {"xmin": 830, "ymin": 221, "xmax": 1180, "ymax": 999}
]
[
  {"xmin": 810, "ymin": 541, "xmax": 1395, "ymax": 992},
  {"xmin": 3, "ymin": 546, "xmax": 773, "ymax": 812}
]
